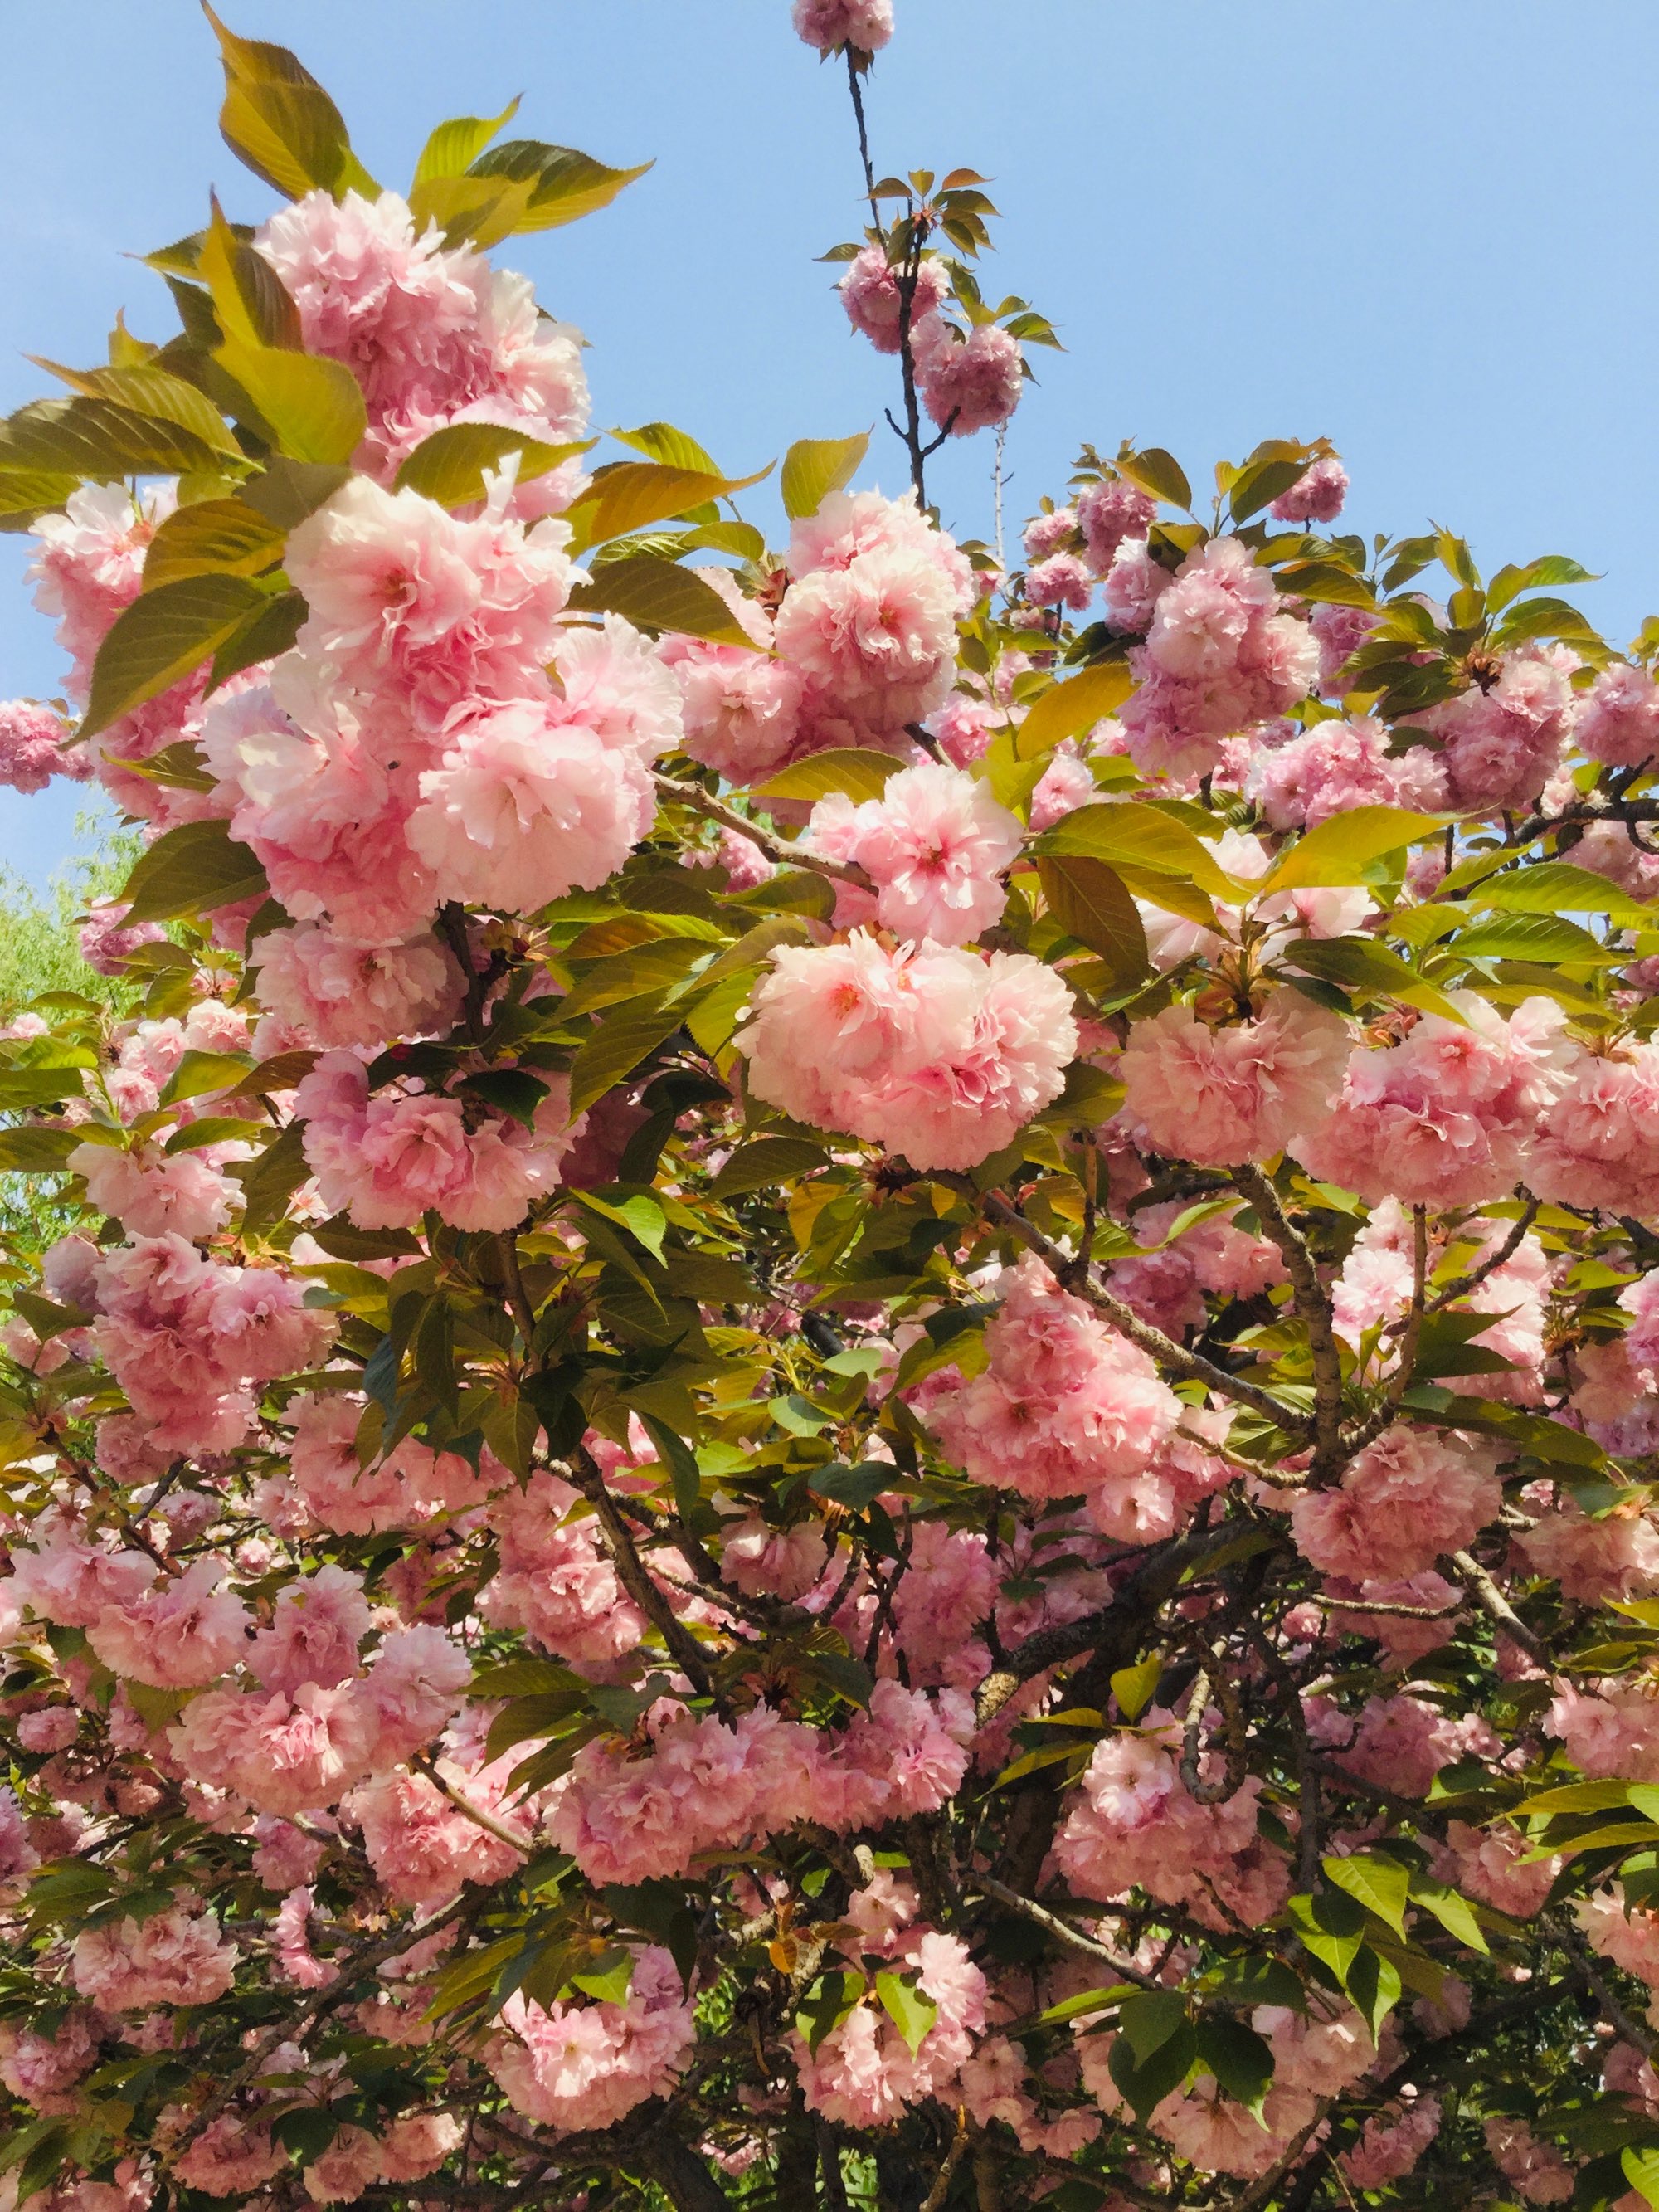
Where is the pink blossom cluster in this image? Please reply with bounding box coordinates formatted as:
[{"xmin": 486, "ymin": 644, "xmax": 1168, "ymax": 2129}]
[
  {"xmin": 806, "ymin": 759, "xmax": 1023, "ymax": 943},
  {"xmin": 1291, "ymin": 1427, "xmax": 1502, "ymax": 1582},
  {"xmin": 927, "ymin": 1254, "xmax": 1181, "ymax": 1521},
  {"xmin": 485, "ymin": 1946, "xmax": 696, "ymax": 2131},
  {"xmin": 1245, "ymin": 712, "xmax": 1447, "ymax": 830},
  {"xmin": 0, "ymin": 698, "xmax": 85, "ymax": 795},
  {"xmin": 793, "ymin": 1924, "xmax": 985, "ymax": 2127},
  {"xmin": 1298, "ymin": 993, "xmax": 1569, "ymax": 1209},
  {"xmin": 1408, "ymin": 643, "xmax": 1580, "ymax": 811},
  {"xmin": 256, "ymin": 189, "xmax": 590, "ymax": 491},
  {"xmin": 295, "ymin": 1052, "xmax": 581, "ymax": 1233},
  {"xmin": 668, "ymin": 491, "xmax": 975, "ymax": 777},
  {"xmin": 1117, "ymin": 538, "xmax": 1321, "ymax": 783},
  {"xmin": 1053, "ymin": 1722, "xmax": 1291, "ymax": 1933},
  {"xmin": 738, "ymin": 930, "xmax": 1077, "ymax": 1171},
  {"xmin": 1118, "ymin": 991, "xmax": 1350, "ymax": 1167},
  {"xmin": 550, "ymin": 1683, "xmax": 970, "ymax": 1883}
]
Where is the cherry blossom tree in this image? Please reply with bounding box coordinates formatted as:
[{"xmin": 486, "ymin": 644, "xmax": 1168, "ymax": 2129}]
[{"xmin": 2, "ymin": 8, "xmax": 1659, "ymax": 2210}]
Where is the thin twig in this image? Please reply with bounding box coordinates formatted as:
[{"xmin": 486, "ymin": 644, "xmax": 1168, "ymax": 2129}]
[
  {"xmin": 1446, "ymin": 1548, "xmax": 1551, "ymax": 1669},
  {"xmin": 414, "ymin": 1754, "xmax": 532, "ymax": 1857},
  {"xmin": 1428, "ymin": 1196, "xmax": 1540, "ymax": 1311},
  {"xmin": 957, "ymin": 1182, "xmax": 1315, "ymax": 1439},
  {"xmin": 1233, "ymin": 1165, "xmax": 1345, "ymax": 1474},
  {"xmin": 567, "ymin": 1444, "xmax": 718, "ymax": 1699},
  {"xmin": 654, "ymin": 772, "xmax": 874, "ymax": 891},
  {"xmin": 973, "ymin": 1874, "xmax": 1160, "ymax": 1989}
]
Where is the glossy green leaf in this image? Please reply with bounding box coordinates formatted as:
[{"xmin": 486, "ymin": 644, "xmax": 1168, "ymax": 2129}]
[
  {"xmin": 1117, "ymin": 446, "xmax": 1191, "ymax": 509},
  {"xmin": 1035, "ymin": 855, "xmax": 1150, "ymax": 988},
  {"xmin": 752, "ymin": 748, "xmax": 902, "ymax": 806},
  {"xmin": 1013, "ymin": 659, "xmax": 1135, "ymax": 761},
  {"xmin": 564, "ymin": 555, "xmax": 759, "ymax": 647},
  {"xmin": 1262, "ymin": 806, "xmax": 1447, "ymax": 893},
  {"xmin": 141, "ymin": 497, "xmax": 286, "ymax": 592},
  {"xmin": 82, "ymin": 574, "xmax": 268, "ymax": 738},
  {"xmin": 709, "ymin": 1136, "xmax": 830, "ymax": 1196},
  {"xmin": 874, "ymin": 1971, "xmax": 938, "ymax": 2057},
  {"xmin": 393, "ymin": 422, "xmax": 593, "ymax": 508},
  {"xmin": 216, "ymin": 338, "xmax": 366, "ymax": 466},
  {"xmin": 119, "ymin": 816, "xmax": 270, "ymax": 923},
  {"xmin": 781, "ymin": 431, "xmax": 870, "ymax": 519},
  {"xmin": 567, "ymin": 1001, "xmax": 684, "ymax": 1117},
  {"xmin": 1322, "ymin": 1851, "xmax": 1410, "ymax": 1939},
  {"xmin": 1469, "ymin": 860, "xmax": 1655, "ymax": 928},
  {"xmin": 204, "ymin": 5, "xmax": 379, "ymax": 200},
  {"xmin": 572, "ymin": 459, "xmax": 772, "ymax": 548},
  {"xmin": 412, "ymin": 100, "xmax": 523, "ymax": 187}
]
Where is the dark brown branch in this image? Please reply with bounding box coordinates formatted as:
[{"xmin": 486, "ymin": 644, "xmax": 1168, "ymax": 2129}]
[
  {"xmin": 568, "ymin": 1444, "xmax": 718, "ymax": 1699},
  {"xmin": 1233, "ymin": 1164, "xmax": 1345, "ymax": 1474}
]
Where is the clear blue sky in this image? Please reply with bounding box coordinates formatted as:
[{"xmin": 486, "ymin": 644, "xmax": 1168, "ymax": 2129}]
[{"xmin": 4, "ymin": 1, "xmax": 1658, "ymax": 884}]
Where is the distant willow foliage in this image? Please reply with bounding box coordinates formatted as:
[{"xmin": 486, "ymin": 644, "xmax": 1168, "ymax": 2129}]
[{"xmin": 4, "ymin": 10, "xmax": 1659, "ymax": 2212}]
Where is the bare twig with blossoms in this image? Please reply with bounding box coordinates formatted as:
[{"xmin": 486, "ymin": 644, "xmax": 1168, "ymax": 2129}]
[{"xmin": 4, "ymin": 7, "xmax": 1659, "ymax": 2211}]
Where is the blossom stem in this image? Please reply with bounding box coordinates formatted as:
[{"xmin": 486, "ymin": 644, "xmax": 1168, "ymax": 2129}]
[
  {"xmin": 961, "ymin": 1182, "xmax": 1316, "ymax": 1440},
  {"xmin": 653, "ymin": 771, "xmax": 875, "ymax": 891},
  {"xmin": 567, "ymin": 1443, "xmax": 718, "ymax": 1700},
  {"xmin": 1233, "ymin": 1164, "xmax": 1345, "ymax": 1474}
]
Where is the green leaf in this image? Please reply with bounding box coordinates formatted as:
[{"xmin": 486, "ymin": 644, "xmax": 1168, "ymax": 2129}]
[
  {"xmin": 412, "ymin": 100, "xmax": 523, "ymax": 186},
  {"xmin": 1278, "ymin": 935, "xmax": 1463, "ymax": 1021},
  {"xmin": 567, "ymin": 1001, "xmax": 684, "ymax": 1117},
  {"xmin": 1262, "ymin": 806, "xmax": 1448, "ymax": 893},
  {"xmin": 572, "ymin": 459, "xmax": 772, "ymax": 548},
  {"xmin": 1107, "ymin": 2007, "xmax": 1194, "ymax": 2124},
  {"xmin": 271, "ymin": 2107, "xmax": 340, "ymax": 2161},
  {"xmin": 1623, "ymin": 2148, "xmax": 1659, "ymax": 2211},
  {"xmin": 874, "ymin": 1971, "xmax": 938, "ymax": 2057},
  {"xmin": 0, "ymin": 394, "xmax": 228, "ymax": 480},
  {"xmin": 1109, "ymin": 1655, "xmax": 1163, "ymax": 1722},
  {"xmin": 465, "ymin": 139, "xmax": 653, "ymax": 236},
  {"xmin": 30, "ymin": 359, "xmax": 244, "ymax": 457},
  {"xmin": 1117, "ymin": 1986, "xmax": 1189, "ymax": 2063},
  {"xmin": 0, "ymin": 1066, "xmax": 86, "ymax": 1112},
  {"xmin": 228, "ymin": 1122, "xmax": 309, "ymax": 1240},
  {"xmin": 394, "ymin": 421, "xmax": 593, "ymax": 509},
  {"xmin": 204, "ymin": 5, "xmax": 380, "ymax": 200},
  {"xmin": 1038, "ymin": 802, "xmax": 1242, "ymax": 899},
  {"xmin": 752, "ymin": 748, "xmax": 902, "ymax": 806},
  {"xmin": 461, "ymin": 1068, "xmax": 550, "ymax": 1128},
  {"xmin": 564, "ymin": 555, "xmax": 759, "ymax": 648},
  {"xmin": 119, "ymin": 817, "xmax": 270, "ymax": 923},
  {"xmin": 558, "ymin": 938, "xmax": 711, "ymax": 1023},
  {"xmin": 216, "ymin": 339, "xmax": 367, "ymax": 466},
  {"xmin": 1194, "ymin": 2018, "xmax": 1275, "ymax": 2117},
  {"xmin": 1117, "ymin": 446, "xmax": 1192, "ymax": 509},
  {"xmin": 0, "ymin": 1127, "xmax": 81, "ymax": 1172},
  {"xmin": 1321, "ymin": 1852, "xmax": 1410, "ymax": 1939},
  {"xmin": 1408, "ymin": 1876, "xmax": 1489, "ymax": 1954},
  {"xmin": 795, "ymin": 1970, "xmax": 864, "ymax": 2056},
  {"xmin": 576, "ymin": 1190, "xmax": 669, "ymax": 1264},
  {"xmin": 1451, "ymin": 911, "xmax": 1620, "ymax": 963},
  {"xmin": 709, "ymin": 1136, "xmax": 830, "ymax": 1196},
  {"xmin": 1029, "ymin": 1985, "xmax": 1128, "ymax": 2029},
  {"xmin": 1228, "ymin": 456, "xmax": 1309, "ymax": 524},
  {"xmin": 1342, "ymin": 1944, "xmax": 1403, "ymax": 2041},
  {"xmin": 1014, "ymin": 660, "xmax": 1136, "ymax": 761},
  {"xmin": 611, "ymin": 421, "xmax": 721, "ymax": 473},
  {"xmin": 81, "ymin": 574, "xmax": 267, "ymax": 737},
  {"xmin": 210, "ymin": 586, "xmax": 308, "ymax": 691},
  {"xmin": 159, "ymin": 1049, "xmax": 252, "ymax": 1107},
  {"xmin": 1034, "ymin": 855, "xmax": 1150, "ymax": 989},
  {"xmin": 638, "ymin": 1412, "xmax": 701, "ymax": 1523},
  {"xmin": 1469, "ymin": 860, "xmax": 1655, "ymax": 928},
  {"xmin": 781, "ymin": 432, "xmax": 870, "ymax": 519},
  {"xmin": 1274, "ymin": 558, "xmax": 1378, "ymax": 608},
  {"xmin": 1287, "ymin": 1887, "xmax": 1366, "ymax": 1983},
  {"xmin": 142, "ymin": 497, "xmax": 286, "ymax": 592},
  {"xmin": 810, "ymin": 1462, "xmax": 900, "ymax": 1508}
]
